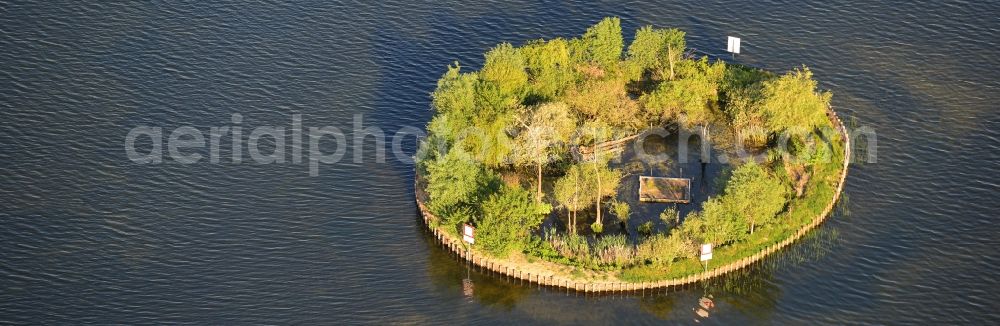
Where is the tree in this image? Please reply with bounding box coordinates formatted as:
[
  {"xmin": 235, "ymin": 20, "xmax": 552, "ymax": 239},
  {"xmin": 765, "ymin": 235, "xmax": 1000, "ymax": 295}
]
[
  {"xmin": 760, "ymin": 66, "xmax": 832, "ymax": 134},
  {"xmin": 677, "ymin": 58, "xmax": 725, "ymax": 126},
  {"xmin": 429, "ymin": 64, "xmax": 479, "ymax": 144},
  {"xmin": 625, "ymin": 26, "xmax": 664, "ymax": 80},
  {"xmin": 554, "ymin": 164, "xmax": 588, "ymax": 234},
  {"xmin": 431, "ymin": 62, "xmax": 478, "ymax": 117},
  {"xmin": 580, "ymin": 148, "xmax": 622, "ymax": 230},
  {"xmin": 571, "ymin": 121, "xmax": 622, "ymax": 229},
  {"xmin": 480, "ymin": 42, "xmax": 528, "ymax": 102},
  {"xmin": 551, "ymin": 161, "xmax": 619, "ymax": 234},
  {"xmin": 521, "ymin": 38, "xmax": 572, "ymax": 101},
  {"xmin": 611, "ymin": 200, "xmax": 631, "ymax": 226},
  {"xmin": 476, "ymin": 185, "xmax": 549, "ymax": 257},
  {"xmin": 425, "ymin": 147, "xmax": 499, "ymax": 228},
  {"xmin": 660, "ymin": 205, "xmax": 679, "ymax": 229},
  {"xmin": 723, "ymin": 162, "xmax": 789, "ymax": 234},
  {"xmin": 457, "ymin": 115, "xmax": 515, "ymax": 168},
  {"xmin": 564, "ymin": 78, "xmax": 642, "ymax": 130},
  {"xmin": 641, "ymin": 58, "xmax": 724, "ymax": 149},
  {"xmin": 512, "ymin": 102, "xmax": 577, "ymax": 202},
  {"xmin": 661, "ymin": 28, "xmax": 685, "ymax": 81},
  {"xmin": 625, "ymin": 26, "xmax": 686, "ymax": 80},
  {"xmin": 579, "ymin": 17, "xmax": 623, "ymax": 71},
  {"xmin": 682, "ymin": 197, "xmax": 744, "ymax": 246}
]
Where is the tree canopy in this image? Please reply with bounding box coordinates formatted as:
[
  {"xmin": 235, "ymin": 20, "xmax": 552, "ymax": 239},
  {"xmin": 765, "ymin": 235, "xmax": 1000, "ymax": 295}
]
[
  {"xmin": 761, "ymin": 67, "xmax": 832, "ymax": 133},
  {"xmin": 626, "ymin": 26, "xmax": 686, "ymax": 81},
  {"xmin": 476, "ymin": 184, "xmax": 550, "ymax": 257},
  {"xmin": 577, "ymin": 17, "xmax": 623, "ymax": 71}
]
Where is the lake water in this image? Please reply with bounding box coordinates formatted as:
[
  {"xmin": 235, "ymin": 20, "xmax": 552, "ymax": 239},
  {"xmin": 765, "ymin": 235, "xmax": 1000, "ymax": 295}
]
[{"xmin": 1, "ymin": 1, "xmax": 998, "ymax": 324}]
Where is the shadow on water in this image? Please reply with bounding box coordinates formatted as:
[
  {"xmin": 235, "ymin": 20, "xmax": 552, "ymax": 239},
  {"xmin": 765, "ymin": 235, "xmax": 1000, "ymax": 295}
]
[{"xmin": 417, "ymin": 215, "xmax": 532, "ymax": 311}]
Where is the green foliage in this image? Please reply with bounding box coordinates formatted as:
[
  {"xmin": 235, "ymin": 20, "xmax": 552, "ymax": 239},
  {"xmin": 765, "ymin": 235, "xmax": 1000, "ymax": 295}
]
[
  {"xmin": 625, "ymin": 26, "xmax": 686, "ymax": 80},
  {"xmin": 554, "ymin": 160, "xmax": 620, "ymax": 207},
  {"xmin": 523, "ymin": 233, "xmax": 562, "ymax": 261},
  {"xmin": 428, "ymin": 65, "xmax": 479, "ymax": 144},
  {"xmin": 425, "ymin": 147, "xmax": 497, "ymax": 217},
  {"xmin": 476, "ymin": 185, "xmax": 548, "ymax": 257},
  {"xmin": 721, "ymin": 64, "xmax": 773, "ymax": 94},
  {"xmin": 564, "ymin": 77, "xmax": 642, "ymax": 130},
  {"xmin": 537, "ymin": 231, "xmax": 636, "ymax": 269},
  {"xmin": 512, "ymin": 102, "xmax": 577, "ymax": 167},
  {"xmin": 586, "ymin": 160, "xmax": 623, "ymax": 201},
  {"xmin": 521, "ymin": 38, "xmax": 572, "ymax": 101},
  {"xmin": 547, "ymin": 230, "xmax": 591, "ymax": 262},
  {"xmin": 761, "ymin": 67, "xmax": 832, "ymax": 133},
  {"xmin": 638, "ymin": 221, "xmax": 654, "ymax": 236},
  {"xmin": 640, "ymin": 58, "xmax": 724, "ymax": 126},
  {"xmin": 459, "ymin": 116, "xmax": 514, "ymax": 168},
  {"xmin": 512, "ymin": 101, "xmax": 578, "ymax": 200},
  {"xmin": 625, "ymin": 26, "xmax": 663, "ymax": 79},
  {"xmin": 635, "ymin": 233, "xmax": 694, "ymax": 266},
  {"xmin": 787, "ymin": 130, "xmax": 835, "ymax": 166},
  {"xmin": 679, "ymin": 163, "xmax": 788, "ymax": 244},
  {"xmin": 420, "ymin": 18, "xmax": 846, "ymax": 278},
  {"xmin": 593, "ymin": 234, "xmax": 632, "ymax": 266},
  {"xmin": 682, "ymin": 197, "xmax": 745, "ymax": 246},
  {"xmin": 431, "ymin": 62, "xmax": 478, "ymax": 117},
  {"xmin": 659, "ymin": 206, "xmax": 679, "ymax": 228},
  {"xmin": 590, "ymin": 221, "xmax": 604, "ymax": 234},
  {"xmin": 436, "ymin": 205, "xmax": 474, "ymax": 232},
  {"xmin": 480, "ymin": 43, "xmax": 528, "ymax": 103},
  {"xmin": 723, "ymin": 162, "xmax": 790, "ymax": 233},
  {"xmin": 724, "ymin": 87, "xmax": 768, "ymax": 149},
  {"xmin": 554, "ymin": 164, "xmax": 589, "ymax": 215},
  {"xmin": 611, "ymin": 200, "xmax": 631, "ymax": 224},
  {"xmin": 579, "ymin": 17, "xmax": 623, "ymax": 71},
  {"xmin": 426, "ymin": 113, "xmax": 461, "ymax": 146}
]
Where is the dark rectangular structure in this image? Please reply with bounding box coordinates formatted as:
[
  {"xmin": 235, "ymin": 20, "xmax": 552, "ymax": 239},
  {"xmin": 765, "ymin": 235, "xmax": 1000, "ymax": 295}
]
[{"xmin": 638, "ymin": 176, "xmax": 691, "ymax": 203}]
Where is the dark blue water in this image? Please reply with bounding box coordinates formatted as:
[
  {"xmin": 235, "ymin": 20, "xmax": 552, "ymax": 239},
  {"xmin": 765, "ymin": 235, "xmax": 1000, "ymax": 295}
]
[{"xmin": 2, "ymin": 1, "xmax": 998, "ymax": 324}]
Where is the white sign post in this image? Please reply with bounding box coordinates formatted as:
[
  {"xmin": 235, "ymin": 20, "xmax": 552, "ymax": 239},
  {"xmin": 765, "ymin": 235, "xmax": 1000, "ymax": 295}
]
[
  {"xmin": 700, "ymin": 243, "xmax": 713, "ymax": 272},
  {"xmin": 726, "ymin": 36, "xmax": 741, "ymax": 58},
  {"xmin": 462, "ymin": 224, "xmax": 475, "ymax": 245}
]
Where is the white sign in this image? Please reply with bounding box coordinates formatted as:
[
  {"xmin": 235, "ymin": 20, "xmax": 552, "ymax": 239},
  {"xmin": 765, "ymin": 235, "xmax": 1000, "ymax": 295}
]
[
  {"xmin": 726, "ymin": 36, "xmax": 741, "ymax": 54},
  {"xmin": 700, "ymin": 243, "xmax": 713, "ymax": 261},
  {"xmin": 462, "ymin": 224, "xmax": 475, "ymax": 244}
]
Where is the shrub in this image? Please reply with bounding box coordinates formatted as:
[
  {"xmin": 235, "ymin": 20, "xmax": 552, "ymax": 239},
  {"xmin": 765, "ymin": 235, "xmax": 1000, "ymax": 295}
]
[
  {"xmin": 681, "ymin": 198, "xmax": 744, "ymax": 246},
  {"xmin": 593, "ymin": 234, "xmax": 633, "ymax": 266},
  {"xmin": 635, "ymin": 233, "xmax": 692, "ymax": 266},
  {"xmin": 475, "ymin": 185, "xmax": 548, "ymax": 257},
  {"xmin": 578, "ymin": 17, "xmax": 623, "ymax": 71},
  {"xmin": 425, "ymin": 147, "xmax": 499, "ymax": 221},
  {"xmin": 611, "ymin": 200, "xmax": 631, "ymax": 228},
  {"xmin": 760, "ymin": 66, "xmax": 832, "ymax": 133},
  {"xmin": 723, "ymin": 162, "xmax": 789, "ymax": 234},
  {"xmin": 480, "ymin": 42, "xmax": 528, "ymax": 101},
  {"xmin": 590, "ymin": 221, "xmax": 604, "ymax": 234},
  {"xmin": 659, "ymin": 206, "xmax": 679, "ymax": 229},
  {"xmin": 548, "ymin": 231, "xmax": 591, "ymax": 262},
  {"xmin": 638, "ymin": 221, "xmax": 654, "ymax": 235},
  {"xmin": 523, "ymin": 234, "xmax": 561, "ymax": 261}
]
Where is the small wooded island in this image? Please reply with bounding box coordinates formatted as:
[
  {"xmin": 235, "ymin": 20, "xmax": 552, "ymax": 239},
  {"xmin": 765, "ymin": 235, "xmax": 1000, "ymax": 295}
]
[{"xmin": 415, "ymin": 17, "xmax": 849, "ymax": 288}]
